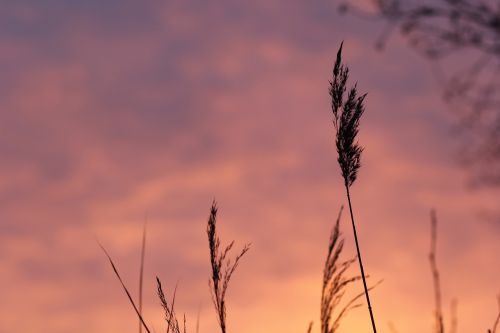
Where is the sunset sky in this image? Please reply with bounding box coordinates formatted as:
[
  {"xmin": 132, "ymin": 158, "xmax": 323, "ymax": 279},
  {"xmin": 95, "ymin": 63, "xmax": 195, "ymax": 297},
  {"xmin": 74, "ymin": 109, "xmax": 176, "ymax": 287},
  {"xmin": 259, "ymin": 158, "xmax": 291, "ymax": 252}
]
[{"xmin": 1, "ymin": 1, "xmax": 499, "ymax": 333}]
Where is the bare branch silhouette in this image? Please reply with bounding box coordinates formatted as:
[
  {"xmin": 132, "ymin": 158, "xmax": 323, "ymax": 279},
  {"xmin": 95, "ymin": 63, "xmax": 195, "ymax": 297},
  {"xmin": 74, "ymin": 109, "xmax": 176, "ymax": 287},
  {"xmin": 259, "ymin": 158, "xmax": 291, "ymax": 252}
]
[{"xmin": 339, "ymin": 0, "xmax": 500, "ymax": 187}]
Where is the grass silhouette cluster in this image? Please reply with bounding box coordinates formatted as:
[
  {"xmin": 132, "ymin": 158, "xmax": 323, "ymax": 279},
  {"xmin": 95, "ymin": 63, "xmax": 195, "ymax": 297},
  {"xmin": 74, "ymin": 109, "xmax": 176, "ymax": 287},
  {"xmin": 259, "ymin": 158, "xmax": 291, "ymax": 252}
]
[
  {"xmin": 100, "ymin": 202, "xmax": 250, "ymax": 333},
  {"xmin": 100, "ymin": 42, "xmax": 499, "ymax": 333}
]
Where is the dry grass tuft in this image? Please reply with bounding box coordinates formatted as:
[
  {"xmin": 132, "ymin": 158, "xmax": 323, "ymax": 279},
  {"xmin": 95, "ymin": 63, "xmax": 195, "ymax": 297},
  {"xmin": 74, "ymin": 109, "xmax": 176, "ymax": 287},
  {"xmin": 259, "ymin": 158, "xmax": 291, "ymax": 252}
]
[
  {"xmin": 320, "ymin": 206, "xmax": 362, "ymax": 333},
  {"xmin": 308, "ymin": 206, "xmax": 381, "ymax": 333}
]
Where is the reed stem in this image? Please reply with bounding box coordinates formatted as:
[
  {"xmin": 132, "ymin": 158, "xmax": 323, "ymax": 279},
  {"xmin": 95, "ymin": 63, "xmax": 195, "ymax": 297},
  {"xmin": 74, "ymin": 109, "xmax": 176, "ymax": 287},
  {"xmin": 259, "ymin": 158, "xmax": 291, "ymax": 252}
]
[{"xmin": 345, "ymin": 184, "xmax": 377, "ymax": 333}]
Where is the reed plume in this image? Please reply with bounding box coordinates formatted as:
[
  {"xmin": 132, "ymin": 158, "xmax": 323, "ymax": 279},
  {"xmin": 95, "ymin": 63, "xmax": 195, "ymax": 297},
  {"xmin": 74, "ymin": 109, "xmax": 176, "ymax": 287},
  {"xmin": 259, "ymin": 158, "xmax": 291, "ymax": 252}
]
[
  {"xmin": 329, "ymin": 41, "xmax": 378, "ymax": 333},
  {"xmin": 207, "ymin": 201, "xmax": 250, "ymax": 333}
]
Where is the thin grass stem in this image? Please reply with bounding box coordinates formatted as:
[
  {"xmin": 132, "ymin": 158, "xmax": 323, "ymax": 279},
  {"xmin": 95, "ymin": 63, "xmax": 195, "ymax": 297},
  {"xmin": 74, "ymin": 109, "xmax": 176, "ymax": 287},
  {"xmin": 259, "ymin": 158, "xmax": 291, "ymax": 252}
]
[
  {"xmin": 99, "ymin": 243, "xmax": 152, "ymax": 333},
  {"xmin": 139, "ymin": 219, "xmax": 147, "ymax": 333},
  {"xmin": 345, "ymin": 185, "xmax": 377, "ymax": 333}
]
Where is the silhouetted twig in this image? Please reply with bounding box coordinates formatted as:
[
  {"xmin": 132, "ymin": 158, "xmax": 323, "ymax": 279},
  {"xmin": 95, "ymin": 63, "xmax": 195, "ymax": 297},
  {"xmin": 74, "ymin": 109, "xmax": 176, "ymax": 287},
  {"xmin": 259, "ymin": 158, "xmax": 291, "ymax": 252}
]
[
  {"xmin": 329, "ymin": 42, "xmax": 378, "ymax": 333},
  {"xmin": 207, "ymin": 201, "xmax": 250, "ymax": 333}
]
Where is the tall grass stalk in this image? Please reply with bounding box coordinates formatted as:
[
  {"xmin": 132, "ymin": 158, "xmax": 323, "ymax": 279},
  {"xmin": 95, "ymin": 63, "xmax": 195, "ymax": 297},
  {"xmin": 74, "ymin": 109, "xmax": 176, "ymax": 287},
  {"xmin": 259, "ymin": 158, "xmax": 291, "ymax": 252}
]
[
  {"xmin": 207, "ymin": 201, "xmax": 250, "ymax": 333},
  {"xmin": 329, "ymin": 42, "xmax": 378, "ymax": 333}
]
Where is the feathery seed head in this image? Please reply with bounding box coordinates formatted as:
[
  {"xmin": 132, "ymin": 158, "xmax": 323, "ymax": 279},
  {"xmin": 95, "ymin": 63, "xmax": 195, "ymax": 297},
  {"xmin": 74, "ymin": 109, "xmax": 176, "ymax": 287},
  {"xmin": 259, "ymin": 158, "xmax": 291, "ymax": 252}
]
[{"xmin": 329, "ymin": 43, "xmax": 366, "ymax": 187}]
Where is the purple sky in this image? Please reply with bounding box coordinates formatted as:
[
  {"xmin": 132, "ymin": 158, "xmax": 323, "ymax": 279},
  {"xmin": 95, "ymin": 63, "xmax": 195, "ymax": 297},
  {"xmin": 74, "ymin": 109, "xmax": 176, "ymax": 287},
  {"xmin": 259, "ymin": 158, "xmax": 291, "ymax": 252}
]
[{"xmin": 1, "ymin": 1, "xmax": 499, "ymax": 333}]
